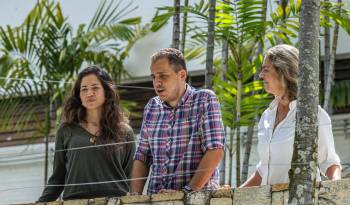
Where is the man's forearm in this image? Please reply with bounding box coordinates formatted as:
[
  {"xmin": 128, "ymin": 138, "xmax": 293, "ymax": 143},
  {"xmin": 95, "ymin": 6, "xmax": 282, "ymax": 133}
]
[
  {"xmin": 130, "ymin": 160, "xmax": 149, "ymax": 194},
  {"xmin": 188, "ymin": 148, "xmax": 224, "ymax": 191}
]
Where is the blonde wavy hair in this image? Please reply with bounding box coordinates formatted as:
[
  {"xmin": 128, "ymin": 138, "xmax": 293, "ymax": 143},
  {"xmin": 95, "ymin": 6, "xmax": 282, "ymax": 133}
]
[{"xmin": 264, "ymin": 44, "xmax": 299, "ymax": 100}]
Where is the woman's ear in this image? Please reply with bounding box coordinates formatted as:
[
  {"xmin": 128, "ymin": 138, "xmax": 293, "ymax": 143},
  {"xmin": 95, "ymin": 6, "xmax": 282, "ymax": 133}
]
[{"xmin": 109, "ymin": 82, "xmax": 115, "ymax": 90}]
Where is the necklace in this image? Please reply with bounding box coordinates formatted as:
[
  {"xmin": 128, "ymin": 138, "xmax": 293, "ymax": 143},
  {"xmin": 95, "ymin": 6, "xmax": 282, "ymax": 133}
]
[
  {"xmin": 89, "ymin": 136, "xmax": 97, "ymax": 144},
  {"xmin": 80, "ymin": 122, "xmax": 99, "ymax": 144}
]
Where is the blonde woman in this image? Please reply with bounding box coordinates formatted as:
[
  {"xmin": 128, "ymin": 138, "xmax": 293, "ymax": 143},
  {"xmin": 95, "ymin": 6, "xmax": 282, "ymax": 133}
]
[{"xmin": 241, "ymin": 44, "xmax": 341, "ymax": 187}]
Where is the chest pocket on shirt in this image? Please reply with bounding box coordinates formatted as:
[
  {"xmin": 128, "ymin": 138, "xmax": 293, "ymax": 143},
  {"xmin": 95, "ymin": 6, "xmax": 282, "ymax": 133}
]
[
  {"xmin": 174, "ymin": 117, "xmax": 202, "ymax": 156},
  {"xmin": 176, "ymin": 107, "xmax": 205, "ymax": 159}
]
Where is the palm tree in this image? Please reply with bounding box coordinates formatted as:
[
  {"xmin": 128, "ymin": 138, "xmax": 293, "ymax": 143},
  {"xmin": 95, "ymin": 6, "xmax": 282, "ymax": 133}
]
[
  {"xmin": 181, "ymin": 0, "xmax": 189, "ymax": 54},
  {"xmin": 0, "ymin": 0, "xmax": 146, "ymax": 183},
  {"xmin": 323, "ymin": 0, "xmax": 331, "ymax": 102},
  {"xmin": 323, "ymin": 0, "xmax": 343, "ymax": 113},
  {"xmin": 320, "ymin": 0, "xmax": 350, "ymax": 111},
  {"xmin": 205, "ymin": 0, "xmax": 216, "ymax": 89},
  {"xmin": 172, "ymin": 0, "xmax": 181, "ymax": 49}
]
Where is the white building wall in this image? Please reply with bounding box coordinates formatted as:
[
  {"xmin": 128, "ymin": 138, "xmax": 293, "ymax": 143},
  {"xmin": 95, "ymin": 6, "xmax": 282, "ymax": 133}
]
[{"xmin": 0, "ymin": 143, "xmax": 55, "ymax": 204}]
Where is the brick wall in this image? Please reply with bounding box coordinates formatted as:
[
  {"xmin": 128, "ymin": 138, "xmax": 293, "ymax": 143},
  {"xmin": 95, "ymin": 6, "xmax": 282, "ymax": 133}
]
[{"xmin": 17, "ymin": 178, "xmax": 350, "ymax": 205}]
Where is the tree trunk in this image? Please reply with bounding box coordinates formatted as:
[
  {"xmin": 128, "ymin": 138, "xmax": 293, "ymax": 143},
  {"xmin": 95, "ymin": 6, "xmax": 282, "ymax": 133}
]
[
  {"xmin": 241, "ymin": 125, "xmax": 254, "ymax": 182},
  {"xmin": 228, "ymin": 127, "xmax": 235, "ymax": 185},
  {"xmin": 220, "ymin": 8, "xmax": 229, "ymax": 183},
  {"xmin": 180, "ymin": 0, "xmax": 189, "ymax": 54},
  {"xmin": 279, "ymin": 0, "xmax": 289, "ymax": 43},
  {"xmin": 288, "ymin": 0, "xmax": 320, "ymax": 204},
  {"xmin": 323, "ymin": 15, "xmax": 331, "ymax": 97},
  {"xmin": 221, "ymin": 40, "xmax": 228, "ymax": 81},
  {"xmin": 241, "ymin": 0, "xmax": 268, "ymax": 182},
  {"xmin": 221, "ymin": 0, "xmax": 230, "ymax": 81},
  {"xmin": 205, "ymin": 0, "xmax": 216, "ymax": 89},
  {"xmin": 235, "ymin": 72, "xmax": 242, "ymax": 187},
  {"xmin": 323, "ymin": 0, "xmax": 342, "ymax": 113},
  {"xmin": 220, "ymin": 126, "xmax": 228, "ymax": 185},
  {"xmin": 172, "ymin": 0, "xmax": 180, "ymax": 49},
  {"xmin": 44, "ymin": 94, "xmax": 52, "ymax": 184}
]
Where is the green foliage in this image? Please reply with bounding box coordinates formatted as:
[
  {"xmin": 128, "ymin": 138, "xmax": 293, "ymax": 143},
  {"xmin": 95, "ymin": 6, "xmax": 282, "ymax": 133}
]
[
  {"xmin": 150, "ymin": 0, "xmax": 350, "ymax": 131},
  {"xmin": 331, "ymin": 80, "xmax": 350, "ymax": 108},
  {"xmin": 321, "ymin": 1, "xmax": 350, "ymax": 34},
  {"xmin": 0, "ymin": 0, "xmax": 146, "ymax": 136}
]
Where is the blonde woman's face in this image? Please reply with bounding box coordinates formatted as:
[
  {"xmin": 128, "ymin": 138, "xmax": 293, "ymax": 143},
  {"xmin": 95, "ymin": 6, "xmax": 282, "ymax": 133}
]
[
  {"xmin": 259, "ymin": 58, "xmax": 284, "ymax": 97},
  {"xmin": 79, "ymin": 74, "xmax": 106, "ymax": 111}
]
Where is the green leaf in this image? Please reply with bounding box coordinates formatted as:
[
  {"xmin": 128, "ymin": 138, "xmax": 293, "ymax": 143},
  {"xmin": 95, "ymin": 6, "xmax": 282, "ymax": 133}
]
[{"xmin": 119, "ymin": 17, "xmax": 141, "ymax": 25}]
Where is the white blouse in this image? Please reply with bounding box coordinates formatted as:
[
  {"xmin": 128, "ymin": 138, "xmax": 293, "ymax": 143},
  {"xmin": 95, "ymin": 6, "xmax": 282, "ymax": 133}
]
[{"xmin": 256, "ymin": 99, "xmax": 341, "ymax": 185}]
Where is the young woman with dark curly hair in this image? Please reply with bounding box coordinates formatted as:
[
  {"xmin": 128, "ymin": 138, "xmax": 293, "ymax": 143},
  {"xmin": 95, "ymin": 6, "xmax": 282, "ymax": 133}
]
[{"xmin": 38, "ymin": 66, "xmax": 135, "ymax": 202}]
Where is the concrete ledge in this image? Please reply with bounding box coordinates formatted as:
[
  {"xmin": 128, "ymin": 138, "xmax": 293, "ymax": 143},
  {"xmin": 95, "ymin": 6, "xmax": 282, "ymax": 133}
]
[
  {"xmin": 151, "ymin": 192, "xmax": 184, "ymax": 202},
  {"xmin": 88, "ymin": 198, "xmax": 107, "ymax": 205},
  {"xmin": 233, "ymin": 185, "xmax": 271, "ymax": 205},
  {"xmin": 185, "ymin": 190, "xmax": 211, "ymax": 205},
  {"xmin": 47, "ymin": 202, "xmax": 62, "ymax": 205},
  {"xmin": 211, "ymin": 188, "xmax": 233, "ymax": 198},
  {"xmin": 106, "ymin": 198, "xmax": 120, "ymax": 205},
  {"xmin": 210, "ymin": 198, "xmax": 232, "ymax": 205},
  {"xmin": 63, "ymin": 199, "xmax": 88, "ymax": 205},
  {"xmin": 151, "ymin": 201, "xmax": 184, "ymax": 205},
  {"xmin": 272, "ymin": 183, "xmax": 288, "ymax": 192},
  {"xmin": 12, "ymin": 178, "xmax": 350, "ymax": 205},
  {"xmin": 119, "ymin": 195, "xmax": 150, "ymax": 204}
]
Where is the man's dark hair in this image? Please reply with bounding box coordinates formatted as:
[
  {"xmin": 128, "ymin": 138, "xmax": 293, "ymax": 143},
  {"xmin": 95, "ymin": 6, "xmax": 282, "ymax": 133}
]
[{"xmin": 151, "ymin": 48, "xmax": 187, "ymax": 72}]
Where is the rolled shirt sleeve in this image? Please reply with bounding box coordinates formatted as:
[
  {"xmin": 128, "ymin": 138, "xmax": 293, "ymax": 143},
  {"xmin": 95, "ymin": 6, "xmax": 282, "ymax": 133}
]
[
  {"xmin": 318, "ymin": 107, "xmax": 342, "ymax": 175},
  {"xmin": 201, "ymin": 90, "xmax": 226, "ymax": 152},
  {"xmin": 134, "ymin": 102, "xmax": 153, "ymax": 167}
]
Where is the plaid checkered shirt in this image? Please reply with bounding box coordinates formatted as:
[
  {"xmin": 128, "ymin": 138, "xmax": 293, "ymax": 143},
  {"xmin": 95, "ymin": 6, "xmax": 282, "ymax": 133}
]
[{"xmin": 134, "ymin": 84, "xmax": 226, "ymax": 194}]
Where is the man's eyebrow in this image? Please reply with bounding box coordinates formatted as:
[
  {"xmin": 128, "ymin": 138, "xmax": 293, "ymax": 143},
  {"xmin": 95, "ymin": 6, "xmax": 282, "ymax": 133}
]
[{"xmin": 150, "ymin": 72, "xmax": 167, "ymax": 76}]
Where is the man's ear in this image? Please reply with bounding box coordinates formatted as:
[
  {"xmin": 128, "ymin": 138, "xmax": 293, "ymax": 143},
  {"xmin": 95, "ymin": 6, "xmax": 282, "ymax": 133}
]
[{"xmin": 179, "ymin": 69, "xmax": 187, "ymax": 81}]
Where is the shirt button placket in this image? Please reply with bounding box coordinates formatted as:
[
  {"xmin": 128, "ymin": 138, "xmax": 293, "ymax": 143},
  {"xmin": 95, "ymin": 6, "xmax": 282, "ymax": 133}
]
[{"xmin": 164, "ymin": 109, "xmax": 174, "ymax": 188}]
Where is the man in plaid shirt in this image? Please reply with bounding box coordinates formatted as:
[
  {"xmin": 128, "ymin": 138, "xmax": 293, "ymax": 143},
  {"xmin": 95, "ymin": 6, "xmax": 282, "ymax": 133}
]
[{"xmin": 130, "ymin": 48, "xmax": 225, "ymax": 195}]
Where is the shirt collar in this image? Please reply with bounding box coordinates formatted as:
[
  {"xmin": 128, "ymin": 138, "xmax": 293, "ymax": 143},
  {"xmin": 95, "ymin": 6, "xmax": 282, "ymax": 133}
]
[
  {"xmin": 268, "ymin": 98, "xmax": 297, "ymax": 110},
  {"xmin": 162, "ymin": 84, "xmax": 193, "ymax": 108}
]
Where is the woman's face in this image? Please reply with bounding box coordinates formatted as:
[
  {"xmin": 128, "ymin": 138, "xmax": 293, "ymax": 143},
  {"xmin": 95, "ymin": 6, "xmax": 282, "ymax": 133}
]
[
  {"xmin": 79, "ymin": 74, "xmax": 106, "ymax": 111},
  {"xmin": 259, "ymin": 57, "xmax": 284, "ymax": 97}
]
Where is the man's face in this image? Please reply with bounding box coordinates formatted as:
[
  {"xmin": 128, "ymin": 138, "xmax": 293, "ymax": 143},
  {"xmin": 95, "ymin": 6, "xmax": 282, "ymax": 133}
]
[{"xmin": 150, "ymin": 58, "xmax": 186, "ymax": 107}]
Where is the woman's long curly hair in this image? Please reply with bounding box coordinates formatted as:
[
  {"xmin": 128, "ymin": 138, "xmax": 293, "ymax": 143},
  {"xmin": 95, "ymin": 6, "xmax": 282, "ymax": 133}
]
[{"xmin": 63, "ymin": 66, "xmax": 128, "ymax": 144}]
